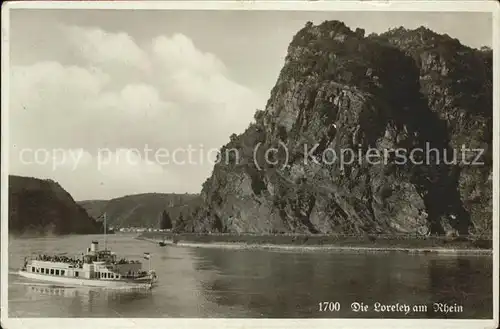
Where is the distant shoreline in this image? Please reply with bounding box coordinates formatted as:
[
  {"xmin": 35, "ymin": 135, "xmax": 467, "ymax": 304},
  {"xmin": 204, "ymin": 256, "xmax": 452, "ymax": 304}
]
[
  {"xmin": 136, "ymin": 233, "xmax": 493, "ymax": 256},
  {"xmin": 8, "ymin": 230, "xmax": 116, "ymax": 239}
]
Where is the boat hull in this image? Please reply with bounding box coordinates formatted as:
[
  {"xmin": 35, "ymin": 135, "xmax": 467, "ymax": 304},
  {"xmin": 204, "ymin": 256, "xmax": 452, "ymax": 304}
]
[{"xmin": 18, "ymin": 270, "xmax": 155, "ymax": 289}]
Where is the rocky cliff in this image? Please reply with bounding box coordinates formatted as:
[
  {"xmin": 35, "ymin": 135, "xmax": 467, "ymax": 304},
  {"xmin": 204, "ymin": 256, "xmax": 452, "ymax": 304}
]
[
  {"xmin": 79, "ymin": 193, "xmax": 200, "ymax": 229},
  {"xmin": 181, "ymin": 21, "xmax": 493, "ymax": 236},
  {"xmin": 9, "ymin": 175, "xmax": 103, "ymax": 235}
]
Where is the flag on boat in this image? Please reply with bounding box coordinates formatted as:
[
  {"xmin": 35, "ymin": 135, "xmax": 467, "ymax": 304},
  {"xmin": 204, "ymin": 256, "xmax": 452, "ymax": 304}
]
[{"xmin": 144, "ymin": 252, "xmax": 151, "ymax": 260}]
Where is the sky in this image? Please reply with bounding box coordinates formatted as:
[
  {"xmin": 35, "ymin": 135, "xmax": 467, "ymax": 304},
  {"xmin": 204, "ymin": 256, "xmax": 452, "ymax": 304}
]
[{"xmin": 7, "ymin": 9, "xmax": 493, "ymax": 201}]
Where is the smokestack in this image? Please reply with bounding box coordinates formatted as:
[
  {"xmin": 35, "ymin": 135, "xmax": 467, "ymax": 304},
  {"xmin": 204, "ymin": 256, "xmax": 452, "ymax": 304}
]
[{"xmin": 91, "ymin": 241, "xmax": 98, "ymax": 252}]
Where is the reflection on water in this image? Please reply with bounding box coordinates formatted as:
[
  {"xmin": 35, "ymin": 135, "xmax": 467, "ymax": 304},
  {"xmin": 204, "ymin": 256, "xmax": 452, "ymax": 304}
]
[
  {"xmin": 12, "ymin": 283, "xmax": 152, "ymax": 317},
  {"xmin": 8, "ymin": 234, "xmax": 492, "ymax": 318},
  {"xmin": 424, "ymin": 258, "xmax": 492, "ymax": 318},
  {"xmin": 190, "ymin": 248, "xmax": 492, "ymax": 318}
]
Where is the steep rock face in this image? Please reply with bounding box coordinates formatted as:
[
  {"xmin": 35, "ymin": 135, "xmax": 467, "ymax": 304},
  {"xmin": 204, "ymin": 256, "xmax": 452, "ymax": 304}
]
[
  {"xmin": 9, "ymin": 175, "xmax": 103, "ymax": 235},
  {"xmin": 376, "ymin": 27, "xmax": 493, "ymax": 236},
  {"xmin": 79, "ymin": 193, "xmax": 200, "ymax": 228},
  {"xmin": 183, "ymin": 21, "xmax": 492, "ymax": 236}
]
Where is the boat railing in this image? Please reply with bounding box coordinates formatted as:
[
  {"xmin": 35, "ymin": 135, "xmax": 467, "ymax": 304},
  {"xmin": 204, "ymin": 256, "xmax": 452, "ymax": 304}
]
[
  {"xmin": 28, "ymin": 254, "xmax": 84, "ymax": 268},
  {"xmin": 121, "ymin": 271, "xmax": 150, "ymax": 279},
  {"xmin": 115, "ymin": 259, "xmax": 142, "ymax": 265}
]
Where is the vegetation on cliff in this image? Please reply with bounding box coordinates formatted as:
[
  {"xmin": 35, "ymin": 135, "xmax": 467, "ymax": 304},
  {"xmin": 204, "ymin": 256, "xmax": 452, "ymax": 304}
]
[
  {"xmin": 9, "ymin": 175, "xmax": 103, "ymax": 235},
  {"xmin": 179, "ymin": 21, "xmax": 492, "ymax": 237}
]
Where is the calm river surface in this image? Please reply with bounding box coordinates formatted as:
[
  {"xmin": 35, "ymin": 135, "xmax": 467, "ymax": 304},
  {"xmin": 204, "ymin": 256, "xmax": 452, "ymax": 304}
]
[{"xmin": 8, "ymin": 234, "xmax": 492, "ymax": 318}]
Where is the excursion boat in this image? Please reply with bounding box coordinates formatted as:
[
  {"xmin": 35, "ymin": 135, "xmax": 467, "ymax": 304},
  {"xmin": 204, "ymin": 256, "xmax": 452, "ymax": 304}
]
[
  {"xmin": 18, "ymin": 214, "xmax": 158, "ymax": 289},
  {"xmin": 18, "ymin": 241, "xmax": 158, "ymax": 289}
]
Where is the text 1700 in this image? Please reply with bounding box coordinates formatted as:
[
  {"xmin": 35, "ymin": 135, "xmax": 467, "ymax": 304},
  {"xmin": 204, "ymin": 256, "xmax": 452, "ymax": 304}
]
[{"xmin": 318, "ymin": 302, "xmax": 341, "ymax": 312}]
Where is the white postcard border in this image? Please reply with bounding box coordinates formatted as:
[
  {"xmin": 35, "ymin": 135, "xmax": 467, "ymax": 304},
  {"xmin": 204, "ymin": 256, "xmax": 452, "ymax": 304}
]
[{"xmin": 1, "ymin": 1, "xmax": 498, "ymax": 329}]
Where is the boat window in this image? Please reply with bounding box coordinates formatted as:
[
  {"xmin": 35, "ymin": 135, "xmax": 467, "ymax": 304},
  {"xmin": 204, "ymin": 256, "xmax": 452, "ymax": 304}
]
[
  {"xmin": 41, "ymin": 268, "xmax": 44, "ymax": 274},
  {"xmin": 55, "ymin": 270, "xmax": 60, "ymax": 275},
  {"xmin": 61, "ymin": 270, "xmax": 65, "ymax": 276},
  {"xmin": 31, "ymin": 267, "xmax": 35, "ymax": 272},
  {"xmin": 36, "ymin": 268, "xmax": 40, "ymax": 273},
  {"xmin": 75, "ymin": 271, "xmax": 79, "ymax": 277},
  {"xmin": 50, "ymin": 269, "xmax": 54, "ymax": 275}
]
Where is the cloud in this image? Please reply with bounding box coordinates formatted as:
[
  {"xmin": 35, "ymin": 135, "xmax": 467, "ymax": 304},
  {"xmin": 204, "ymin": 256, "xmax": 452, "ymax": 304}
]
[
  {"xmin": 63, "ymin": 25, "xmax": 150, "ymax": 71},
  {"xmin": 10, "ymin": 25, "xmax": 263, "ymax": 199},
  {"xmin": 11, "ymin": 62, "xmax": 109, "ymax": 112},
  {"xmin": 151, "ymin": 33, "xmax": 252, "ymax": 109},
  {"xmin": 152, "ymin": 34, "xmax": 227, "ymax": 76},
  {"xmin": 93, "ymin": 83, "xmax": 173, "ymax": 119}
]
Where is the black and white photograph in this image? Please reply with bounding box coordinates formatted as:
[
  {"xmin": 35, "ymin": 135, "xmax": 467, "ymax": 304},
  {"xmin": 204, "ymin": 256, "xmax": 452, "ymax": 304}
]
[{"xmin": 1, "ymin": 1, "xmax": 498, "ymax": 328}]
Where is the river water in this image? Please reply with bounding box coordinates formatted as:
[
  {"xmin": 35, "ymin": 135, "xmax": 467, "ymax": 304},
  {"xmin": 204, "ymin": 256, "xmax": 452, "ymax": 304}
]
[{"xmin": 7, "ymin": 234, "xmax": 492, "ymax": 318}]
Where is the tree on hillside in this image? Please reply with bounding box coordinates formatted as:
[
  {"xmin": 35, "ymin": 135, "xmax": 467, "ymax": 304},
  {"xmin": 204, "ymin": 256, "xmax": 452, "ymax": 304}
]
[
  {"xmin": 253, "ymin": 109, "xmax": 265, "ymax": 123},
  {"xmin": 173, "ymin": 213, "xmax": 185, "ymax": 233},
  {"xmin": 159, "ymin": 210, "xmax": 172, "ymax": 230}
]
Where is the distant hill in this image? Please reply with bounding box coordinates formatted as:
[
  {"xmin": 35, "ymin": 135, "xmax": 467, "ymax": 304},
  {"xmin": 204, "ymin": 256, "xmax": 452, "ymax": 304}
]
[
  {"xmin": 77, "ymin": 200, "xmax": 108, "ymax": 219},
  {"xmin": 78, "ymin": 193, "xmax": 200, "ymax": 229},
  {"xmin": 9, "ymin": 175, "xmax": 103, "ymax": 236}
]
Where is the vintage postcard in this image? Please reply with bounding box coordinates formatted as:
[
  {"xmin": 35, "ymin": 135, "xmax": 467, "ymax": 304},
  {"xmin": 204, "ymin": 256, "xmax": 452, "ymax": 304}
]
[{"xmin": 1, "ymin": 1, "xmax": 498, "ymax": 329}]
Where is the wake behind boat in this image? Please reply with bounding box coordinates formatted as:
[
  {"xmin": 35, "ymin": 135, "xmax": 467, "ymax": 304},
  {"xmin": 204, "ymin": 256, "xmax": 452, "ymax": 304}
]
[{"xmin": 18, "ymin": 213, "xmax": 158, "ymax": 289}]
